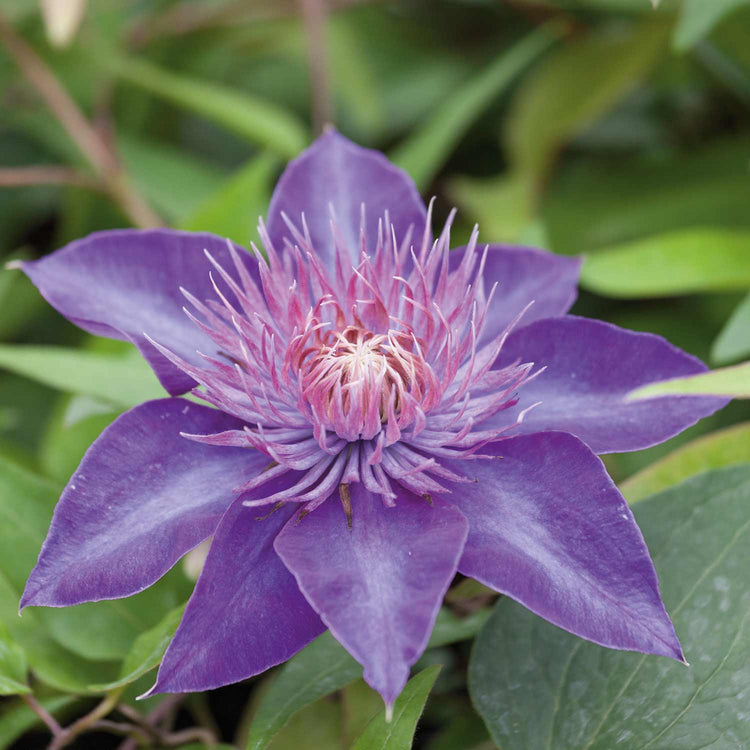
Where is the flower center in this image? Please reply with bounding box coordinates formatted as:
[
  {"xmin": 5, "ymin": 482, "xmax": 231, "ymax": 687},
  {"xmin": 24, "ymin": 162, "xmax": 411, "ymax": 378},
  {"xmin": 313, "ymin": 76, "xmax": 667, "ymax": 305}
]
[{"xmin": 299, "ymin": 325, "xmax": 436, "ymax": 439}]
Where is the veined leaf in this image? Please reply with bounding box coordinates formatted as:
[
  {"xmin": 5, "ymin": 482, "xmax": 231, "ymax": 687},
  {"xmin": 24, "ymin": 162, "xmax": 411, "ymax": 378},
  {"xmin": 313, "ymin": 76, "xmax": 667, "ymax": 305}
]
[
  {"xmin": 470, "ymin": 464, "xmax": 750, "ymax": 749},
  {"xmin": 0, "ymin": 622, "xmax": 29, "ymax": 695},
  {"xmin": 620, "ymin": 421, "xmax": 750, "ymax": 502}
]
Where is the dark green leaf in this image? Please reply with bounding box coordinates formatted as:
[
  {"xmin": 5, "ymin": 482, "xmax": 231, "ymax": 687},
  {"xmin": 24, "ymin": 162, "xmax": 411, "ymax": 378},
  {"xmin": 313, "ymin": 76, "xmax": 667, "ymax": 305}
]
[
  {"xmin": 90, "ymin": 604, "xmax": 185, "ymax": 691},
  {"xmin": 0, "ymin": 622, "xmax": 29, "ymax": 695},
  {"xmin": 505, "ymin": 20, "xmax": 668, "ymax": 178},
  {"xmin": 580, "ymin": 229, "xmax": 750, "ymax": 297},
  {"xmin": 0, "ymin": 344, "xmax": 164, "ymax": 407},
  {"xmin": 392, "ymin": 25, "xmax": 561, "ymax": 191},
  {"xmin": 673, "ymin": 0, "xmax": 750, "ymax": 51},
  {"xmin": 713, "ymin": 293, "xmax": 750, "ymax": 365},
  {"xmin": 620, "ymin": 422, "xmax": 750, "ymax": 503},
  {"xmin": 181, "ymin": 153, "xmax": 278, "ymax": 247},
  {"xmin": 470, "ymin": 464, "xmax": 750, "ymax": 749},
  {"xmin": 352, "ymin": 666, "xmax": 441, "ymax": 750},
  {"xmin": 428, "ymin": 608, "xmax": 492, "ymax": 649},
  {"xmin": 105, "ymin": 55, "xmax": 308, "ymax": 158},
  {"xmin": 245, "ymin": 631, "xmax": 361, "ymax": 750}
]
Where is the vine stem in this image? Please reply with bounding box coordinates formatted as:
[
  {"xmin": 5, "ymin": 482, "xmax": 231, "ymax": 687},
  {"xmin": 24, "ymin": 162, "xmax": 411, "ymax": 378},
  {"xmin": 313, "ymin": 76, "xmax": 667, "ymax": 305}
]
[
  {"xmin": 47, "ymin": 689, "xmax": 124, "ymax": 750},
  {"xmin": 21, "ymin": 694, "xmax": 63, "ymax": 737},
  {"xmin": 0, "ymin": 11, "xmax": 163, "ymax": 229}
]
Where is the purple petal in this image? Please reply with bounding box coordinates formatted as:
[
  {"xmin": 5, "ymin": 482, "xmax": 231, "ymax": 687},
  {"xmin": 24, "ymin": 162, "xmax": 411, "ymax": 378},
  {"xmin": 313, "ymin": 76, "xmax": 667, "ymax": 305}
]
[
  {"xmin": 493, "ymin": 316, "xmax": 728, "ymax": 453},
  {"xmin": 274, "ymin": 484, "xmax": 468, "ymax": 707},
  {"xmin": 267, "ymin": 130, "xmax": 427, "ymax": 268},
  {"xmin": 446, "ymin": 433, "xmax": 683, "ymax": 660},
  {"xmin": 21, "ymin": 399, "xmax": 266, "ymax": 609},
  {"xmin": 452, "ymin": 244, "xmax": 581, "ymax": 344},
  {"xmin": 19, "ymin": 229, "xmax": 261, "ymax": 395},
  {"xmin": 149, "ymin": 497, "xmax": 324, "ymax": 694}
]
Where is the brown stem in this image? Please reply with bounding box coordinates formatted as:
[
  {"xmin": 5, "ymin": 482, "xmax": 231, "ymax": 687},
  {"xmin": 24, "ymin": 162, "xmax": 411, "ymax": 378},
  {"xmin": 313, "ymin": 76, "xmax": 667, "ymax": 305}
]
[
  {"xmin": 22, "ymin": 694, "xmax": 64, "ymax": 737},
  {"xmin": 299, "ymin": 0, "xmax": 333, "ymax": 133},
  {"xmin": 116, "ymin": 695, "xmax": 185, "ymax": 750},
  {"xmin": 0, "ymin": 11, "xmax": 163, "ymax": 228},
  {"xmin": 0, "ymin": 166, "xmax": 101, "ymax": 189},
  {"xmin": 48, "ymin": 690, "xmax": 123, "ymax": 750}
]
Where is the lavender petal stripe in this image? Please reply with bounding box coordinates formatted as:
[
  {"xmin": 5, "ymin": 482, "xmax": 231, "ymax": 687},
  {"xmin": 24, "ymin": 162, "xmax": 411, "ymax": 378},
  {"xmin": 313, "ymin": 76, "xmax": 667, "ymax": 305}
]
[
  {"xmin": 267, "ymin": 130, "xmax": 427, "ymax": 268},
  {"xmin": 443, "ymin": 433, "xmax": 683, "ymax": 661},
  {"xmin": 491, "ymin": 316, "xmax": 729, "ymax": 453},
  {"xmin": 21, "ymin": 399, "xmax": 265, "ymax": 609},
  {"xmin": 149, "ymin": 497, "xmax": 324, "ymax": 694},
  {"xmin": 274, "ymin": 483, "xmax": 468, "ymax": 708},
  {"xmin": 19, "ymin": 229, "xmax": 262, "ymax": 396}
]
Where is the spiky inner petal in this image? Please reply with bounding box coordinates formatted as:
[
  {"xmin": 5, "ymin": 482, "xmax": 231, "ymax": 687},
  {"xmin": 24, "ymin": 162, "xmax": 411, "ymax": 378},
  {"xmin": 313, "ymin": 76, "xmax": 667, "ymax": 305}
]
[{"xmin": 153, "ymin": 202, "xmax": 537, "ymax": 513}]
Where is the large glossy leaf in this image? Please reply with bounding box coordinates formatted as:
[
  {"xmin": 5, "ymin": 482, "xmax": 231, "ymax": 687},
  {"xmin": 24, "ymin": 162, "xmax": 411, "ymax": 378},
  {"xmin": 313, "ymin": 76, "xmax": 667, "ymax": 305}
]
[
  {"xmin": 470, "ymin": 464, "xmax": 750, "ymax": 749},
  {"xmin": 580, "ymin": 229, "xmax": 750, "ymax": 297},
  {"xmin": 246, "ymin": 631, "xmax": 361, "ymax": 750},
  {"xmin": 106, "ymin": 55, "xmax": 308, "ymax": 158},
  {"xmin": 181, "ymin": 152, "xmax": 278, "ymax": 247},
  {"xmin": 90, "ymin": 604, "xmax": 185, "ymax": 691},
  {"xmin": 673, "ymin": 0, "xmax": 750, "ymax": 51},
  {"xmin": 391, "ymin": 25, "xmax": 560, "ymax": 191},
  {"xmin": 630, "ymin": 361, "xmax": 750, "ymax": 399},
  {"xmin": 620, "ymin": 422, "xmax": 750, "ymax": 503},
  {"xmin": 0, "ymin": 622, "xmax": 29, "ymax": 695},
  {"xmin": 352, "ymin": 666, "xmax": 441, "ymax": 750},
  {"xmin": 0, "ymin": 344, "xmax": 164, "ymax": 407},
  {"xmin": 246, "ymin": 607, "xmax": 480, "ymax": 749},
  {"xmin": 505, "ymin": 19, "xmax": 668, "ymax": 178},
  {"xmin": 713, "ymin": 293, "xmax": 750, "ymax": 365}
]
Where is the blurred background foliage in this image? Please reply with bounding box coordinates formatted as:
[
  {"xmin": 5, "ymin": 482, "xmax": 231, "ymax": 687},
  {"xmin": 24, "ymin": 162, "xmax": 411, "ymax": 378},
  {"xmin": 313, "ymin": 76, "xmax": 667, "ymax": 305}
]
[{"xmin": 0, "ymin": 0, "xmax": 749, "ymax": 748}]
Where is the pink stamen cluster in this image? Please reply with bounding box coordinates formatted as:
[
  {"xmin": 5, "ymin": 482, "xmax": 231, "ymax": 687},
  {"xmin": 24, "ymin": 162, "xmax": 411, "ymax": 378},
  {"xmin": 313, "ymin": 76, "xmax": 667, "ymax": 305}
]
[{"xmin": 149, "ymin": 202, "xmax": 539, "ymax": 517}]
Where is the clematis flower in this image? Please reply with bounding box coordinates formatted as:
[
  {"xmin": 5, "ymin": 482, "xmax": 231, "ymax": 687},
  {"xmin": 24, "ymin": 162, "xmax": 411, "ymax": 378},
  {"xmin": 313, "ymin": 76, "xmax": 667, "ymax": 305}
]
[{"xmin": 17, "ymin": 132, "xmax": 726, "ymax": 711}]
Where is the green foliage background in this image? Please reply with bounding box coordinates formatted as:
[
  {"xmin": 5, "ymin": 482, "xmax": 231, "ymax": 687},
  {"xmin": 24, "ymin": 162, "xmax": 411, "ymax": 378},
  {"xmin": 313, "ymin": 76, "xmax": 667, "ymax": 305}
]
[{"xmin": 0, "ymin": 1, "xmax": 749, "ymax": 748}]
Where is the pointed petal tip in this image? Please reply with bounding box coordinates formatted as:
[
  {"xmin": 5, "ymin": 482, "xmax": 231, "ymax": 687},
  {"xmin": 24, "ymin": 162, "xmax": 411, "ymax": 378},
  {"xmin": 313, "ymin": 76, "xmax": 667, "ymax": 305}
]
[
  {"xmin": 384, "ymin": 701, "xmax": 394, "ymax": 723},
  {"xmin": 5, "ymin": 259, "xmax": 24, "ymax": 271}
]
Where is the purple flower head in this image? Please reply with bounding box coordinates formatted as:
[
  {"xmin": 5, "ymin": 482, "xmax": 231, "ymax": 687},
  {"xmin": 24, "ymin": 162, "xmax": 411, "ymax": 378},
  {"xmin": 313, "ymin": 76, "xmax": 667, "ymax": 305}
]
[{"xmin": 17, "ymin": 131, "xmax": 727, "ymax": 710}]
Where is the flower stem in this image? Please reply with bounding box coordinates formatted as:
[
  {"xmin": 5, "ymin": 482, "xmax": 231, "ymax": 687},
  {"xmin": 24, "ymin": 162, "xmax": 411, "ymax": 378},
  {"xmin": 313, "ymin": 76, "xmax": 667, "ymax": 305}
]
[
  {"xmin": 299, "ymin": 0, "xmax": 333, "ymax": 133},
  {"xmin": 48, "ymin": 688, "xmax": 124, "ymax": 750}
]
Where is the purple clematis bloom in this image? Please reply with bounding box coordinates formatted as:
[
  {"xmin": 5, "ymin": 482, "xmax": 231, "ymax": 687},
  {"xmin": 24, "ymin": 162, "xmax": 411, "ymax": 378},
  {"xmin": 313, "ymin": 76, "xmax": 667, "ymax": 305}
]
[{"xmin": 18, "ymin": 131, "xmax": 726, "ymax": 710}]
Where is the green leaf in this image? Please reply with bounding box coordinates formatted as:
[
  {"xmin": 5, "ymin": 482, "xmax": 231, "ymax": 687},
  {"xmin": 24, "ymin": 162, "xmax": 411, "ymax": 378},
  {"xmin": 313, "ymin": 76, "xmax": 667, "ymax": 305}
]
[
  {"xmin": 391, "ymin": 25, "xmax": 561, "ymax": 191},
  {"xmin": 0, "ymin": 344, "xmax": 164, "ymax": 407},
  {"xmin": 713, "ymin": 293, "xmax": 750, "ymax": 365},
  {"xmin": 105, "ymin": 55, "xmax": 308, "ymax": 158},
  {"xmin": 469, "ymin": 464, "xmax": 750, "ymax": 749},
  {"xmin": 629, "ymin": 361, "xmax": 750, "ymax": 399},
  {"xmin": 0, "ymin": 622, "xmax": 29, "ymax": 695},
  {"xmin": 505, "ymin": 20, "xmax": 668, "ymax": 178},
  {"xmin": 0, "ymin": 695, "xmax": 78, "ymax": 749},
  {"xmin": 90, "ymin": 604, "xmax": 185, "ymax": 691},
  {"xmin": 580, "ymin": 229, "xmax": 750, "ymax": 297},
  {"xmin": 620, "ymin": 421, "xmax": 750, "ymax": 502},
  {"xmin": 351, "ymin": 666, "xmax": 441, "ymax": 750},
  {"xmin": 673, "ymin": 0, "xmax": 750, "ymax": 51},
  {"xmin": 118, "ymin": 135, "xmax": 226, "ymax": 225},
  {"xmin": 246, "ymin": 631, "xmax": 361, "ymax": 750},
  {"xmin": 181, "ymin": 153, "xmax": 278, "ymax": 247},
  {"xmin": 428, "ymin": 608, "xmax": 492, "ymax": 649}
]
